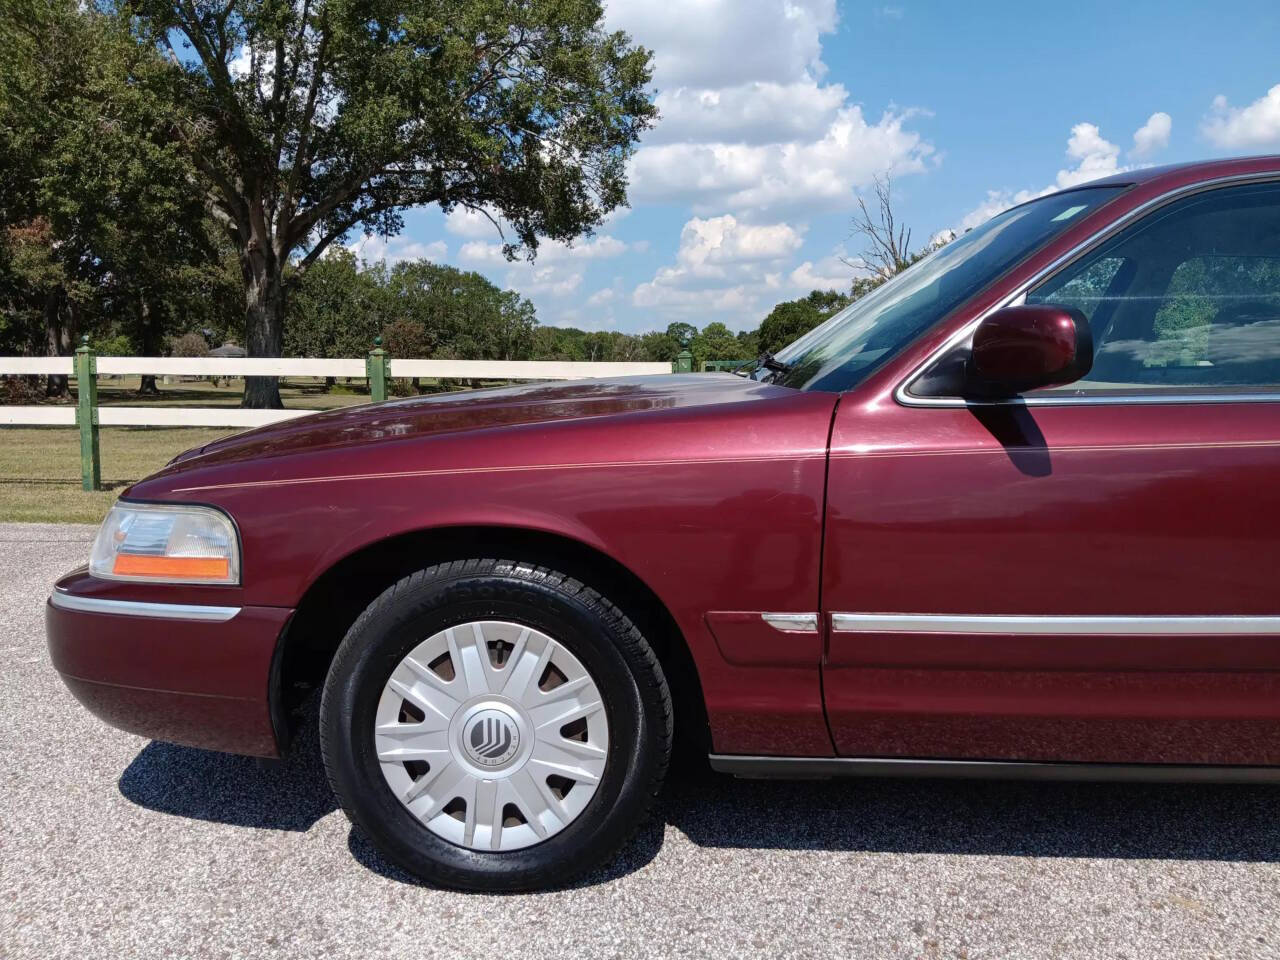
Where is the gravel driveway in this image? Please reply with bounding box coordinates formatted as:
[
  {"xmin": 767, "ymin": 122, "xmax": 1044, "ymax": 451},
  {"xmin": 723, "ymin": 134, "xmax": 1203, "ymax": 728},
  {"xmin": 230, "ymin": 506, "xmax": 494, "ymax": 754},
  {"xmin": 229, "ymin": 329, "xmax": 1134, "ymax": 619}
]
[{"xmin": 3, "ymin": 522, "xmax": 1279, "ymax": 959}]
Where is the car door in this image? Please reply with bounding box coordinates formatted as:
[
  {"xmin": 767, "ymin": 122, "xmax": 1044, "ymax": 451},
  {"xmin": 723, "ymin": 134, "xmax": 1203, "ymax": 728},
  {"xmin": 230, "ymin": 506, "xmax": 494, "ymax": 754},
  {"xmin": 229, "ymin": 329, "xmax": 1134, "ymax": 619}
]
[{"xmin": 821, "ymin": 177, "xmax": 1280, "ymax": 766}]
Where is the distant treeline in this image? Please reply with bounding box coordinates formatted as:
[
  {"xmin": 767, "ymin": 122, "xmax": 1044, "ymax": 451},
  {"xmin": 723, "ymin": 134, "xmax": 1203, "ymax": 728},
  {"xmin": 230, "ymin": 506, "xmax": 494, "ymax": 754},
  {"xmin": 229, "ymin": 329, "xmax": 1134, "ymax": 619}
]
[{"xmin": 283, "ymin": 249, "xmax": 857, "ymax": 372}]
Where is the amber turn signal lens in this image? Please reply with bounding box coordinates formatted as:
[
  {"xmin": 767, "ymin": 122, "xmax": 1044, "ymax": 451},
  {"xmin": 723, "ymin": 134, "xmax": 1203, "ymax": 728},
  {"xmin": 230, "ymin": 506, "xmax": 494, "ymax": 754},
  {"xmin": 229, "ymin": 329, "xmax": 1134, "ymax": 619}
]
[
  {"xmin": 111, "ymin": 555, "xmax": 231, "ymax": 580},
  {"xmin": 90, "ymin": 503, "xmax": 240, "ymax": 584}
]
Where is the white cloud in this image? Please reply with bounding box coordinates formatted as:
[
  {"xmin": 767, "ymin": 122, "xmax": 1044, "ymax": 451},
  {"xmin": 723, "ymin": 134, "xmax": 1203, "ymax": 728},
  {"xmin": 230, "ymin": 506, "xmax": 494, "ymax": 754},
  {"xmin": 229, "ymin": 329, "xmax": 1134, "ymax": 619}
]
[
  {"xmin": 605, "ymin": 0, "xmax": 837, "ymax": 90},
  {"xmin": 520, "ymin": 265, "xmax": 584, "ymax": 298},
  {"xmin": 457, "ymin": 241, "xmax": 508, "ymax": 265},
  {"xmin": 459, "ymin": 234, "xmax": 629, "ymax": 266},
  {"xmin": 631, "ymin": 279, "xmax": 761, "ymax": 317},
  {"xmin": 457, "ymin": 234, "xmax": 629, "ymax": 302},
  {"xmin": 953, "ymin": 118, "xmax": 1151, "ymax": 231},
  {"xmin": 647, "ymin": 81, "xmax": 847, "ymax": 147},
  {"xmin": 790, "ymin": 255, "xmax": 853, "ymax": 292},
  {"xmin": 346, "ymin": 235, "xmax": 446, "ymax": 265},
  {"xmin": 560, "ymin": 235, "xmax": 628, "ymax": 260},
  {"xmin": 1055, "ymin": 123, "xmax": 1122, "ymax": 188},
  {"xmin": 443, "ymin": 206, "xmax": 503, "ymax": 239},
  {"xmin": 586, "ymin": 288, "xmax": 616, "ymax": 306},
  {"xmin": 629, "ymin": 106, "xmax": 934, "ymax": 215},
  {"xmin": 1131, "ymin": 111, "xmax": 1172, "ymax": 157},
  {"xmin": 677, "ymin": 216, "xmax": 804, "ymax": 267},
  {"xmin": 1203, "ymin": 85, "xmax": 1280, "ymax": 148},
  {"xmin": 228, "ymin": 45, "xmax": 252, "ymax": 79},
  {"xmin": 629, "ymin": 214, "xmax": 809, "ymax": 325},
  {"xmin": 444, "ymin": 200, "xmax": 629, "ymax": 249},
  {"xmin": 954, "ymin": 189, "xmax": 1034, "ymax": 231},
  {"xmin": 607, "ymin": 0, "xmax": 933, "ymax": 218}
]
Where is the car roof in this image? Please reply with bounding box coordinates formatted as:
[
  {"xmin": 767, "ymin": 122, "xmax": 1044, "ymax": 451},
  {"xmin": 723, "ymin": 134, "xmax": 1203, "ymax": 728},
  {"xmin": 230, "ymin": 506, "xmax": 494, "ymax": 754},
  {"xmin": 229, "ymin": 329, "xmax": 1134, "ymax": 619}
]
[{"xmin": 1083, "ymin": 155, "xmax": 1280, "ymax": 189}]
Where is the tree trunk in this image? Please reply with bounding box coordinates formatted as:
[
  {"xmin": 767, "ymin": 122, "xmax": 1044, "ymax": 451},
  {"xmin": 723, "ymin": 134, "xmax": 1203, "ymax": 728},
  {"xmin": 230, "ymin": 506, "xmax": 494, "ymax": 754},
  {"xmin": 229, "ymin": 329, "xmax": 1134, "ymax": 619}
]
[
  {"xmin": 241, "ymin": 245, "xmax": 285, "ymax": 409},
  {"xmin": 137, "ymin": 297, "xmax": 159, "ymax": 395},
  {"xmin": 44, "ymin": 287, "xmax": 71, "ymax": 398}
]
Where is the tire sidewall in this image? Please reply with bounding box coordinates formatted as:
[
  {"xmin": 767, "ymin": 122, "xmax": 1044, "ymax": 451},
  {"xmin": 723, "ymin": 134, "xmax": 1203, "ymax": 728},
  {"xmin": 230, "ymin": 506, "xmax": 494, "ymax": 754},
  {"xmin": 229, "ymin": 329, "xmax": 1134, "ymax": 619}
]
[{"xmin": 321, "ymin": 563, "xmax": 664, "ymax": 889}]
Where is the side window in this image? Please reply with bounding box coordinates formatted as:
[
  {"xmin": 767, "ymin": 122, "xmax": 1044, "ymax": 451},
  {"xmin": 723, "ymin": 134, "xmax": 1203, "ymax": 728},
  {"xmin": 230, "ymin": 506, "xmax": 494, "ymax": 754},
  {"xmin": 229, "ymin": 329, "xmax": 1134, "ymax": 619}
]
[
  {"xmin": 1026, "ymin": 181, "xmax": 1280, "ymax": 395},
  {"xmin": 1036, "ymin": 256, "xmax": 1127, "ymax": 324}
]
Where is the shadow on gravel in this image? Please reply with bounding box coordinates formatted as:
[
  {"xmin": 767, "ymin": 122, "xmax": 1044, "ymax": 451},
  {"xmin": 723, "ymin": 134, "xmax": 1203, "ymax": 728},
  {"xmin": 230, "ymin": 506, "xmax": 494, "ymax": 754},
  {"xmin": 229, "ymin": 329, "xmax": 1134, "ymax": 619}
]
[
  {"xmin": 118, "ymin": 704, "xmax": 337, "ymax": 832},
  {"xmin": 118, "ymin": 695, "xmax": 665, "ymax": 888},
  {"xmin": 346, "ymin": 815, "xmax": 667, "ymax": 890},
  {"xmin": 121, "ymin": 721, "xmax": 1280, "ymax": 888},
  {"xmin": 661, "ymin": 767, "xmax": 1280, "ymax": 864}
]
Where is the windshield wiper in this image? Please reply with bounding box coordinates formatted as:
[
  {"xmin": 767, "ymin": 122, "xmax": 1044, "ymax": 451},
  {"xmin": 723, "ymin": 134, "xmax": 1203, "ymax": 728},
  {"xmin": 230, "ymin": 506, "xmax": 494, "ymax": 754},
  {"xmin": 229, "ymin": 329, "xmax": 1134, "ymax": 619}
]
[{"xmin": 758, "ymin": 352, "xmax": 791, "ymax": 374}]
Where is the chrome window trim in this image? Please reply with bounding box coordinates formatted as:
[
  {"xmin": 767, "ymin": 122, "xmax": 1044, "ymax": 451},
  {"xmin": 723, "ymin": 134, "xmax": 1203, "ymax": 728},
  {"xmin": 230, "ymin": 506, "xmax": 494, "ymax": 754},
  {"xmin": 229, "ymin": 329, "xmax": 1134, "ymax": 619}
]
[
  {"xmin": 831, "ymin": 613, "xmax": 1280, "ymax": 635},
  {"xmin": 894, "ymin": 171, "xmax": 1280, "ymax": 409},
  {"xmin": 761, "ymin": 613, "xmax": 819, "ymax": 633},
  {"xmin": 708, "ymin": 754, "xmax": 1280, "ymax": 783},
  {"xmin": 50, "ymin": 589, "xmax": 241, "ymax": 622}
]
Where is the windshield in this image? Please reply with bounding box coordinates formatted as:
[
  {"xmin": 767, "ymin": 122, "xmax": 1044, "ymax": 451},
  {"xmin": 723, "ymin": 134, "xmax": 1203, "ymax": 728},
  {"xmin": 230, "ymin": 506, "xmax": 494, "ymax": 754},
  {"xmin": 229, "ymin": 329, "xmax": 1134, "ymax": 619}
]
[{"xmin": 758, "ymin": 185, "xmax": 1128, "ymax": 391}]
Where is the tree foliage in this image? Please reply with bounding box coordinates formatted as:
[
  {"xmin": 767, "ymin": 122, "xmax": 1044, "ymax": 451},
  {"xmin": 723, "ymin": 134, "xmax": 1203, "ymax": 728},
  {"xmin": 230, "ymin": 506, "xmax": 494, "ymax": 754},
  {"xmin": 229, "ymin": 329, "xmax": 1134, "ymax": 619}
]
[
  {"xmin": 690, "ymin": 321, "xmax": 751, "ymax": 369},
  {"xmin": 0, "ymin": 0, "xmax": 235, "ymax": 386},
  {"xmin": 116, "ymin": 0, "xmax": 657, "ymax": 405},
  {"xmin": 286, "ymin": 251, "xmax": 537, "ymax": 364},
  {"xmin": 755, "ymin": 290, "xmax": 852, "ymax": 356}
]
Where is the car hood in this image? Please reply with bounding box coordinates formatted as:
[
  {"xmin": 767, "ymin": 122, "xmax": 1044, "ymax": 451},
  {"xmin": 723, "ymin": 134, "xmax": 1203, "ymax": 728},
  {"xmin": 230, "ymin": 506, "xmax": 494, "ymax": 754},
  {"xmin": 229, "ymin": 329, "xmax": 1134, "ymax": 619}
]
[{"xmin": 168, "ymin": 374, "xmax": 789, "ymax": 470}]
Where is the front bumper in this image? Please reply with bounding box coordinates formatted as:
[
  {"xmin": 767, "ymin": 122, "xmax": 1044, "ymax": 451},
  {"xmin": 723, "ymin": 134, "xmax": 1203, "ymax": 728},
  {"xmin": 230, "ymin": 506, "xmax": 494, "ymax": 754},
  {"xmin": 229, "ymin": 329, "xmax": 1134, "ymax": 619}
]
[{"xmin": 46, "ymin": 573, "xmax": 292, "ymax": 758}]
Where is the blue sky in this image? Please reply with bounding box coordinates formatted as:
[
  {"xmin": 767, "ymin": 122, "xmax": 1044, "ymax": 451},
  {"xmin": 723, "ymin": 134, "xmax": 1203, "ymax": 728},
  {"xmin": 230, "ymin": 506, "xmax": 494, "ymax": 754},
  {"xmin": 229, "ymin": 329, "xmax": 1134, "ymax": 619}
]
[{"xmin": 348, "ymin": 0, "xmax": 1280, "ymax": 335}]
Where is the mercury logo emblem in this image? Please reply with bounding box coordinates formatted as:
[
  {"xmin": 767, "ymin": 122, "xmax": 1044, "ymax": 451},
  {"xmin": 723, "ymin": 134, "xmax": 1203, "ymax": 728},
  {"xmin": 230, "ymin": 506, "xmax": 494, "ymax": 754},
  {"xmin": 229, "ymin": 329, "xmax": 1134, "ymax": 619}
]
[{"xmin": 464, "ymin": 710, "xmax": 519, "ymax": 766}]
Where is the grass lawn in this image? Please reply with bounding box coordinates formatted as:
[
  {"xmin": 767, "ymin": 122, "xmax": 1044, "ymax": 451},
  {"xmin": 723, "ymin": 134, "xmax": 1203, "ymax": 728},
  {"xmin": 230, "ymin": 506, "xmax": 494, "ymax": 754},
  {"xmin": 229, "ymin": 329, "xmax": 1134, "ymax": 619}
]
[
  {"xmin": 1, "ymin": 376, "xmax": 480, "ymax": 523},
  {"xmin": 0, "ymin": 427, "xmax": 235, "ymax": 523},
  {"xmin": 93, "ymin": 376, "xmax": 372, "ymax": 409},
  {"xmin": 0, "ymin": 377, "xmax": 368, "ymax": 523}
]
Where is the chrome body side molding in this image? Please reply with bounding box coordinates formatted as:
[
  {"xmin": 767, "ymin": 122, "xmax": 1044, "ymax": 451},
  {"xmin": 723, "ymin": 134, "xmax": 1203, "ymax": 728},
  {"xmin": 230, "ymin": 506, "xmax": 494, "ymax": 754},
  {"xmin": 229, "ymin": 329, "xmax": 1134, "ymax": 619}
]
[
  {"xmin": 709, "ymin": 755, "xmax": 1280, "ymax": 783},
  {"xmin": 761, "ymin": 613, "xmax": 819, "ymax": 633},
  {"xmin": 829, "ymin": 613, "xmax": 1280, "ymax": 635},
  {"xmin": 50, "ymin": 590, "xmax": 241, "ymax": 623}
]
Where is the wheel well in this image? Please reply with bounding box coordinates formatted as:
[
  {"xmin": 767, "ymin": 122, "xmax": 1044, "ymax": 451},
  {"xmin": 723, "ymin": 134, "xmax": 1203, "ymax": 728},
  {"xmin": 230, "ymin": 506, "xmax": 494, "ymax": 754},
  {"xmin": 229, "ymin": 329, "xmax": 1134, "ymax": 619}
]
[{"xmin": 273, "ymin": 526, "xmax": 709, "ymax": 758}]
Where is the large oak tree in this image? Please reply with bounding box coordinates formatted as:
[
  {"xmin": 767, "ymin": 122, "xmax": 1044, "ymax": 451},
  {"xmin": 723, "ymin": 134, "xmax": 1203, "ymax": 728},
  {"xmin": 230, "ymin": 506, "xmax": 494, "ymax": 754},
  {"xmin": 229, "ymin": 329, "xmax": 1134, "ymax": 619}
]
[{"xmin": 121, "ymin": 0, "xmax": 657, "ymax": 406}]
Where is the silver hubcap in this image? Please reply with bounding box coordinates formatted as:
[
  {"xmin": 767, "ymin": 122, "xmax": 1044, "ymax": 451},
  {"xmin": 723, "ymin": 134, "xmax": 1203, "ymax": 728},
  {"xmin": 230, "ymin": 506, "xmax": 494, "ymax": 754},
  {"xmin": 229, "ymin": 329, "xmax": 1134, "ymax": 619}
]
[{"xmin": 375, "ymin": 620, "xmax": 609, "ymax": 851}]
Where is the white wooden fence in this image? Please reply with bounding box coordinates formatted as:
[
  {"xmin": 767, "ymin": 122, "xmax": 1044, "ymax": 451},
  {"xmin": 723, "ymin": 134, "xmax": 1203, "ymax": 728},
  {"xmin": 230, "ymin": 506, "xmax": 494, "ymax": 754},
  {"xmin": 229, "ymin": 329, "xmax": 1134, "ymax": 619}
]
[{"xmin": 0, "ymin": 355, "xmax": 674, "ymax": 428}]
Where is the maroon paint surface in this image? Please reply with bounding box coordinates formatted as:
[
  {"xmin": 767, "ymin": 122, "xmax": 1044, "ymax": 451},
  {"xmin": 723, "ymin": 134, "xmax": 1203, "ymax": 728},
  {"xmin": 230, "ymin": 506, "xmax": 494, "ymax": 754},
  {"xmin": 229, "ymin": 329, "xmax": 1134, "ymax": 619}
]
[
  {"xmin": 821, "ymin": 157, "xmax": 1280, "ymax": 765},
  {"xmin": 46, "ymin": 590, "xmax": 286, "ymax": 757},
  {"xmin": 57, "ymin": 376, "xmax": 837, "ymax": 757},
  {"xmin": 46, "ymin": 157, "xmax": 1280, "ymax": 764},
  {"xmin": 971, "ymin": 304, "xmax": 1085, "ymax": 387}
]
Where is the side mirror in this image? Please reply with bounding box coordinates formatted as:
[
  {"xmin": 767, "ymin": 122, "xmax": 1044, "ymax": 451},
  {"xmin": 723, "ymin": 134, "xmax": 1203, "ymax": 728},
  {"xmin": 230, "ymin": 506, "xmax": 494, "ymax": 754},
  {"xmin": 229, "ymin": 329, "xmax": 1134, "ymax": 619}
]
[{"xmin": 966, "ymin": 304, "xmax": 1093, "ymax": 398}]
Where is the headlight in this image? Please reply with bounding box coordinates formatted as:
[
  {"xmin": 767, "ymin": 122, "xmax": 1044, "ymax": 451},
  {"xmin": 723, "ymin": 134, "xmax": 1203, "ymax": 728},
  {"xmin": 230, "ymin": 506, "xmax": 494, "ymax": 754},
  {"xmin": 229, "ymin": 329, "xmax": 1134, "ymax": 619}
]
[{"xmin": 89, "ymin": 502, "xmax": 240, "ymax": 585}]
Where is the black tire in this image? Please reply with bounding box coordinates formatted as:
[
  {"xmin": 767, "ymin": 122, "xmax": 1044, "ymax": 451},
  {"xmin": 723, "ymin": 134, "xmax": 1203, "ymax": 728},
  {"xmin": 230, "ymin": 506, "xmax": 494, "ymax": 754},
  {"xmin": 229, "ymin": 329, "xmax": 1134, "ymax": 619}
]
[{"xmin": 319, "ymin": 558, "xmax": 672, "ymax": 891}]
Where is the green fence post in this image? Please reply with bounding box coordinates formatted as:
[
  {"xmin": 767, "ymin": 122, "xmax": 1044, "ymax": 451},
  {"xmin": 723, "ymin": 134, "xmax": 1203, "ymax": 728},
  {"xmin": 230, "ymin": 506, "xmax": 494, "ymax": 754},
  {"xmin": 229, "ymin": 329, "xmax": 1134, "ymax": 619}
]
[
  {"xmin": 674, "ymin": 348, "xmax": 694, "ymax": 373},
  {"xmin": 367, "ymin": 336, "xmax": 388, "ymax": 402},
  {"xmin": 74, "ymin": 335, "xmax": 101, "ymax": 491}
]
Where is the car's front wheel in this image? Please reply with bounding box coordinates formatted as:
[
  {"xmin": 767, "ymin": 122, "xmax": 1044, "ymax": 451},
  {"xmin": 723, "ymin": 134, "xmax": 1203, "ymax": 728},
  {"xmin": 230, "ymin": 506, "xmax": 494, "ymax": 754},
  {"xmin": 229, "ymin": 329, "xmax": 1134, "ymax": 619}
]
[{"xmin": 319, "ymin": 558, "xmax": 672, "ymax": 891}]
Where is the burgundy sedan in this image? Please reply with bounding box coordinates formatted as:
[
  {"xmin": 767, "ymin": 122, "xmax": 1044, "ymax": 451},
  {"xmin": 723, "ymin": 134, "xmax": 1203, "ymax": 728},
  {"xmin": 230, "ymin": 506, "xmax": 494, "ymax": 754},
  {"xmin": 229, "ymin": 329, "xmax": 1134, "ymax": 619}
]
[{"xmin": 48, "ymin": 157, "xmax": 1280, "ymax": 890}]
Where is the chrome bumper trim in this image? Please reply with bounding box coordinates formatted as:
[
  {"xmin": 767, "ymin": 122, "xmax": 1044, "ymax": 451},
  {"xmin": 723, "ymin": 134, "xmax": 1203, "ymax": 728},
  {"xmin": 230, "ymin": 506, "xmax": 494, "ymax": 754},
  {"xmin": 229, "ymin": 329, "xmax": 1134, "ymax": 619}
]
[{"xmin": 50, "ymin": 590, "xmax": 241, "ymax": 622}]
